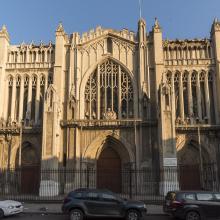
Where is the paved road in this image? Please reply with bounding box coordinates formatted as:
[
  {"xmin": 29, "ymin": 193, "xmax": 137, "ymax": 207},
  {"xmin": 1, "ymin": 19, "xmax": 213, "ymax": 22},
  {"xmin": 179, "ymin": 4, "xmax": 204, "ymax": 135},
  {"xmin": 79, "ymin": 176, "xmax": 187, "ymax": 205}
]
[{"xmin": 4, "ymin": 213, "xmax": 172, "ymax": 220}]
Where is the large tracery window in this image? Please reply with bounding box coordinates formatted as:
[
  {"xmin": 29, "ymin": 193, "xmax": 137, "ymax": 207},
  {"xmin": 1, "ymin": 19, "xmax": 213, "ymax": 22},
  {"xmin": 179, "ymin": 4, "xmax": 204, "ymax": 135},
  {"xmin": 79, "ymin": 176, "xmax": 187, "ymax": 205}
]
[{"xmin": 84, "ymin": 60, "xmax": 134, "ymax": 120}]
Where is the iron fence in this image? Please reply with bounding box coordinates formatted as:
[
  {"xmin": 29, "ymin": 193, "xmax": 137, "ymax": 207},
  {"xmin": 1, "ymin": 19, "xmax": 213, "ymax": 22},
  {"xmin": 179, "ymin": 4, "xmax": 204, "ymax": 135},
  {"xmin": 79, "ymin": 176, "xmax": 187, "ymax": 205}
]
[{"xmin": 0, "ymin": 165, "xmax": 219, "ymax": 203}]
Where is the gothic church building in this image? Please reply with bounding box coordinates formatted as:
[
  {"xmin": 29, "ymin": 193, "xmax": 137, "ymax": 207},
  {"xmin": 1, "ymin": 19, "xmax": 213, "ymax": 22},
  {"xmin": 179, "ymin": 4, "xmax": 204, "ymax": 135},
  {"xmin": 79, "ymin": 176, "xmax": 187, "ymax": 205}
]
[{"xmin": 0, "ymin": 18, "xmax": 220, "ymax": 194}]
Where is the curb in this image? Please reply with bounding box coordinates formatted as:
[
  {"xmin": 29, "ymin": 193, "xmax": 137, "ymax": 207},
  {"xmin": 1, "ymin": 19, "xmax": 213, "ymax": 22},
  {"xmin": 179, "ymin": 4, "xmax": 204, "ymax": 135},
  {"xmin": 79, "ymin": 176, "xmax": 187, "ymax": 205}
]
[{"xmin": 23, "ymin": 212, "xmax": 169, "ymax": 216}]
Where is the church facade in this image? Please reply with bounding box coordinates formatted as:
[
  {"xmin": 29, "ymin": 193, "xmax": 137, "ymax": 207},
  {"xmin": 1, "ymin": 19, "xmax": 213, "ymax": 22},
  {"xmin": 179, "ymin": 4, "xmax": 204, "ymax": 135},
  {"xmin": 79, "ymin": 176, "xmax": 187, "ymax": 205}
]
[{"xmin": 0, "ymin": 18, "xmax": 220, "ymax": 194}]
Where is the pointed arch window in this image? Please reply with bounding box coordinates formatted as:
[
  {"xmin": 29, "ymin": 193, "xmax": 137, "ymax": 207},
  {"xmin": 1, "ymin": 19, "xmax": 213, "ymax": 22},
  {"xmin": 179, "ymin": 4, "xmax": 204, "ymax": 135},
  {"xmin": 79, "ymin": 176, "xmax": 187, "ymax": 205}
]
[
  {"xmin": 15, "ymin": 76, "xmax": 21, "ymax": 121},
  {"xmin": 199, "ymin": 72, "xmax": 206, "ymax": 119},
  {"xmin": 23, "ymin": 76, "xmax": 29, "ymax": 119},
  {"xmin": 84, "ymin": 60, "xmax": 134, "ymax": 120},
  {"xmin": 208, "ymin": 71, "xmax": 215, "ymax": 123},
  {"xmin": 182, "ymin": 72, "xmax": 189, "ymax": 117},
  {"xmin": 191, "ymin": 72, "xmax": 198, "ymax": 117},
  {"xmin": 174, "ymin": 72, "xmax": 180, "ymax": 118},
  {"xmin": 7, "ymin": 76, "xmax": 13, "ymax": 118}
]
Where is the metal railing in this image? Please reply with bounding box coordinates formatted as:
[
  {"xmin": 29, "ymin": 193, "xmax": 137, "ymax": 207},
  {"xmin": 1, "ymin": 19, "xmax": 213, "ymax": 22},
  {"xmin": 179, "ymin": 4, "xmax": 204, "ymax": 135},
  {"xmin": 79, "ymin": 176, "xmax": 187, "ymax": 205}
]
[{"xmin": 0, "ymin": 166, "xmax": 218, "ymax": 203}]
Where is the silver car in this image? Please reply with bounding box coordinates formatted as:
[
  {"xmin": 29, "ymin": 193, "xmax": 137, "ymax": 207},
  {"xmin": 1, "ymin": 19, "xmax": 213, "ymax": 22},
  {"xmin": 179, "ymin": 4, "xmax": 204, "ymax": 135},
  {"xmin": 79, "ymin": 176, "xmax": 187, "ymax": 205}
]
[{"xmin": 0, "ymin": 200, "xmax": 23, "ymax": 218}]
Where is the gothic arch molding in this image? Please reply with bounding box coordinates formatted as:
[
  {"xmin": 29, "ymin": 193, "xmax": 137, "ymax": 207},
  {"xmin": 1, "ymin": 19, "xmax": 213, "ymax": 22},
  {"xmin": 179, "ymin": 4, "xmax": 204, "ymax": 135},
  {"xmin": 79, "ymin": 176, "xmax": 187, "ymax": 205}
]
[
  {"xmin": 83, "ymin": 131, "xmax": 135, "ymax": 164},
  {"xmin": 176, "ymin": 135, "xmax": 212, "ymax": 165},
  {"xmin": 79, "ymin": 55, "xmax": 138, "ymax": 119},
  {"xmin": 10, "ymin": 140, "xmax": 40, "ymax": 169}
]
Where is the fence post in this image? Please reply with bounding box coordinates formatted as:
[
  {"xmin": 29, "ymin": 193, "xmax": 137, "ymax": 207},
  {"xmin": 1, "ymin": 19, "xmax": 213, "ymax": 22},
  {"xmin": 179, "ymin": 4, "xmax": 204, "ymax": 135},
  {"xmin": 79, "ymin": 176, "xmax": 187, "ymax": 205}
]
[
  {"xmin": 87, "ymin": 166, "xmax": 89, "ymax": 188},
  {"xmin": 129, "ymin": 167, "xmax": 132, "ymax": 199}
]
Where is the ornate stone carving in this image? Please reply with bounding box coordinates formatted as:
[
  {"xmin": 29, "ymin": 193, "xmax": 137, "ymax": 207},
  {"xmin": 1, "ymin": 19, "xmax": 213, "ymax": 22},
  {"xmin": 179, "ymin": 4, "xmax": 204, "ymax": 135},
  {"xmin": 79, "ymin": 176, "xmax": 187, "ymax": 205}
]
[
  {"xmin": 103, "ymin": 108, "xmax": 117, "ymax": 120},
  {"xmin": 56, "ymin": 22, "xmax": 64, "ymax": 32},
  {"xmin": 69, "ymin": 83, "xmax": 76, "ymax": 108},
  {"xmin": 153, "ymin": 17, "xmax": 161, "ymax": 33}
]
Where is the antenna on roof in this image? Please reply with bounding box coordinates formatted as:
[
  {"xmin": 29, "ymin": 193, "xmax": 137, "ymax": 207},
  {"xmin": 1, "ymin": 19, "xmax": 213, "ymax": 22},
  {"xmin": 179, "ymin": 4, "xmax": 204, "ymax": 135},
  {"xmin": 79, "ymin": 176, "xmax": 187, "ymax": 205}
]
[{"xmin": 139, "ymin": 0, "xmax": 143, "ymax": 19}]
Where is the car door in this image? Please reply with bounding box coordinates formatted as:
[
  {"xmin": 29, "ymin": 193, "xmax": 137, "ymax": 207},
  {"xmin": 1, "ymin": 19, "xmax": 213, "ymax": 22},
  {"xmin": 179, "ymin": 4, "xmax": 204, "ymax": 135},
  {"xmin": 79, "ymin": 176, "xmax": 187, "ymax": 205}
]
[
  {"xmin": 99, "ymin": 192, "xmax": 123, "ymax": 217},
  {"xmin": 196, "ymin": 193, "xmax": 216, "ymax": 218},
  {"xmin": 212, "ymin": 193, "xmax": 220, "ymax": 218},
  {"xmin": 83, "ymin": 191, "xmax": 103, "ymax": 215}
]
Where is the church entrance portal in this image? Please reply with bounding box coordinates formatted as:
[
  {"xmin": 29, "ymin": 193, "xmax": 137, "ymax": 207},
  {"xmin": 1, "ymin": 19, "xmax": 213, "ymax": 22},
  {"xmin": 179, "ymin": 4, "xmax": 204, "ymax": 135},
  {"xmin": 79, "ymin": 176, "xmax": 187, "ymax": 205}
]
[
  {"xmin": 97, "ymin": 147, "xmax": 122, "ymax": 193},
  {"xmin": 16, "ymin": 142, "xmax": 40, "ymax": 194},
  {"xmin": 179, "ymin": 164, "xmax": 201, "ymax": 190}
]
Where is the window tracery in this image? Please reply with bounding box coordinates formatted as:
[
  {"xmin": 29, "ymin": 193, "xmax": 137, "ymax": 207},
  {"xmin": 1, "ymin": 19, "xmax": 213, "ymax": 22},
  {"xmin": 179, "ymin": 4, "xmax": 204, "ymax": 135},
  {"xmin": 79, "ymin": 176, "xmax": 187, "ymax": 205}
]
[
  {"xmin": 174, "ymin": 72, "xmax": 180, "ymax": 118},
  {"xmin": 200, "ymin": 72, "xmax": 206, "ymax": 118},
  {"xmin": 84, "ymin": 60, "xmax": 134, "ymax": 120},
  {"xmin": 165, "ymin": 70, "xmax": 216, "ymax": 125},
  {"xmin": 191, "ymin": 72, "xmax": 198, "ymax": 117},
  {"xmin": 182, "ymin": 72, "xmax": 189, "ymax": 117},
  {"xmin": 208, "ymin": 71, "xmax": 215, "ymax": 123}
]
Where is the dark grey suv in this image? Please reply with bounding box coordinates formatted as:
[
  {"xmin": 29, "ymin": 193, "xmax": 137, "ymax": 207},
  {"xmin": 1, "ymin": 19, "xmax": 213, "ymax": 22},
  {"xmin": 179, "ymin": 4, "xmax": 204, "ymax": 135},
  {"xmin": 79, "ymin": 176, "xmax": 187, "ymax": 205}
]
[
  {"xmin": 62, "ymin": 188, "xmax": 147, "ymax": 220},
  {"xmin": 164, "ymin": 191, "xmax": 220, "ymax": 220}
]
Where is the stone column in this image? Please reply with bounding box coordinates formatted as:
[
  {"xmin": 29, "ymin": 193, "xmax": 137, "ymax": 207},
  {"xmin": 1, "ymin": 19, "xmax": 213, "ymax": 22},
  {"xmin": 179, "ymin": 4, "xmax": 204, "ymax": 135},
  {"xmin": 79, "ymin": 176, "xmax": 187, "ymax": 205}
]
[
  {"xmin": 26, "ymin": 48, "xmax": 29, "ymax": 63},
  {"xmin": 97, "ymin": 65, "xmax": 100, "ymax": 119},
  {"xmin": 35, "ymin": 76, "xmax": 40, "ymax": 124},
  {"xmin": 196, "ymin": 73, "xmax": 202, "ymax": 121},
  {"xmin": 171, "ymin": 73, "xmax": 176, "ymax": 120},
  {"xmin": 19, "ymin": 77, "xmax": 24, "ymax": 121},
  {"xmin": 212, "ymin": 73, "xmax": 219, "ymax": 123},
  {"xmin": 35, "ymin": 50, "xmax": 38, "ymax": 62},
  {"xmin": 204, "ymin": 73, "xmax": 211, "ymax": 123},
  {"xmin": 118, "ymin": 65, "xmax": 122, "ymax": 119},
  {"xmin": 3, "ymin": 80, "xmax": 9, "ymax": 120},
  {"xmin": 27, "ymin": 77, "xmax": 32, "ymax": 121},
  {"xmin": 179, "ymin": 72, "xmax": 184, "ymax": 120},
  {"xmin": 111, "ymin": 62, "xmax": 114, "ymax": 111},
  {"xmin": 187, "ymin": 72, "xmax": 193, "ymax": 120},
  {"xmin": 10, "ymin": 78, "xmax": 16, "ymax": 120},
  {"xmin": 44, "ymin": 76, "xmax": 48, "ymax": 98},
  {"xmin": 17, "ymin": 51, "xmax": 20, "ymax": 63},
  {"xmin": 44, "ymin": 50, "xmax": 48, "ymax": 63}
]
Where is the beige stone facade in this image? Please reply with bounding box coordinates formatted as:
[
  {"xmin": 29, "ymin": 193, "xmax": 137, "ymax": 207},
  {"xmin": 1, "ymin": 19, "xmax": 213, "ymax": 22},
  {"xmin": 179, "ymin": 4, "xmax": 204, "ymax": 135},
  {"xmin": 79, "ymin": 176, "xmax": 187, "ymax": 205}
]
[{"xmin": 1, "ymin": 18, "xmax": 220, "ymax": 192}]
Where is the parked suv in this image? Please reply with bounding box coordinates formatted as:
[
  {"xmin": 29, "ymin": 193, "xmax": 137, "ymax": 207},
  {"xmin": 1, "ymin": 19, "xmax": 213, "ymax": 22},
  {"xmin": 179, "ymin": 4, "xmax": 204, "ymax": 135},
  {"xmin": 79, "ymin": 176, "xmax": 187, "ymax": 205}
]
[
  {"xmin": 164, "ymin": 191, "xmax": 220, "ymax": 220},
  {"xmin": 62, "ymin": 188, "xmax": 147, "ymax": 220}
]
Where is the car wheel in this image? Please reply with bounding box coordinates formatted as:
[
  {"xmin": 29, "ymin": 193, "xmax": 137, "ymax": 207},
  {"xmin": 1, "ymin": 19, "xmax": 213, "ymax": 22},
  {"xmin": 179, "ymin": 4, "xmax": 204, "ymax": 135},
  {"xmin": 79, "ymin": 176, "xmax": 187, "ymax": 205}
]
[
  {"xmin": 185, "ymin": 211, "xmax": 200, "ymax": 220},
  {"xmin": 0, "ymin": 209, "xmax": 4, "ymax": 219},
  {"xmin": 69, "ymin": 209, "xmax": 84, "ymax": 220},
  {"xmin": 126, "ymin": 209, "xmax": 140, "ymax": 220}
]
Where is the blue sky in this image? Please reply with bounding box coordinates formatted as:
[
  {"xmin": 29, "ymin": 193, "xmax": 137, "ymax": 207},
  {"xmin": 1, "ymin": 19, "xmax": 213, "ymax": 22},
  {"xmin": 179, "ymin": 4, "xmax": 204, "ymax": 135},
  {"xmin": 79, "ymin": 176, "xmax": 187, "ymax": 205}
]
[{"xmin": 0, "ymin": 0, "xmax": 220, "ymax": 44}]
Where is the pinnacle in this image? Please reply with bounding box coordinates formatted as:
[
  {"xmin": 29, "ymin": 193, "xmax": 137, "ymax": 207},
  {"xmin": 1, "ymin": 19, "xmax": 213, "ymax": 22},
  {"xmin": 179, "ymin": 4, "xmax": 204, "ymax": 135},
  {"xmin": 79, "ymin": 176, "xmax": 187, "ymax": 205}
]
[
  {"xmin": 154, "ymin": 17, "xmax": 160, "ymax": 28},
  {"xmin": 56, "ymin": 22, "xmax": 64, "ymax": 32},
  {"xmin": 2, "ymin": 24, "xmax": 7, "ymax": 31}
]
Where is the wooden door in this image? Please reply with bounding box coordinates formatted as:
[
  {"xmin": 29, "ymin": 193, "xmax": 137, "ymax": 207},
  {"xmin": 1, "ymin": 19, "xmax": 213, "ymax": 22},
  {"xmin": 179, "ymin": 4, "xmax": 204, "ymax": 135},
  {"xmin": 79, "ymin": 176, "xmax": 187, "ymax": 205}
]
[
  {"xmin": 179, "ymin": 165, "xmax": 201, "ymax": 190},
  {"xmin": 97, "ymin": 147, "xmax": 121, "ymax": 193},
  {"xmin": 21, "ymin": 165, "xmax": 40, "ymax": 194}
]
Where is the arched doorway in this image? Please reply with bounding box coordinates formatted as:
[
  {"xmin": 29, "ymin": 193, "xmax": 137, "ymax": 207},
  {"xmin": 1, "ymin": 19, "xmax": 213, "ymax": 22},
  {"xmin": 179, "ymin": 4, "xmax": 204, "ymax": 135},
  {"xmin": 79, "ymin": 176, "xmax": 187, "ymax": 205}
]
[
  {"xmin": 177, "ymin": 140, "xmax": 211, "ymax": 190},
  {"xmin": 97, "ymin": 146, "xmax": 122, "ymax": 193},
  {"xmin": 16, "ymin": 142, "xmax": 40, "ymax": 194}
]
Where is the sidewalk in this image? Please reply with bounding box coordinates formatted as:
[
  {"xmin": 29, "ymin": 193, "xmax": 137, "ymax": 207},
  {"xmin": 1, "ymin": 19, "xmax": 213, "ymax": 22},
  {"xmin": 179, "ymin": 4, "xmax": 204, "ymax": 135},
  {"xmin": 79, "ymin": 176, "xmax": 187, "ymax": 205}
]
[{"xmin": 23, "ymin": 203, "xmax": 167, "ymax": 216}]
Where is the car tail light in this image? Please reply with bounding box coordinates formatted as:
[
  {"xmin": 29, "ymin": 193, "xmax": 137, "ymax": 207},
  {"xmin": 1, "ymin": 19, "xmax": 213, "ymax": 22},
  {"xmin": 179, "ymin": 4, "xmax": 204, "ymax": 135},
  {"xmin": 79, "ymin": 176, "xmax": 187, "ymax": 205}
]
[
  {"xmin": 170, "ymin": 200, "xmax": 184, "ymax": 208},
  {"xmin": 63, "ymin": 197, "xmax": 71, "ymax": 204}
]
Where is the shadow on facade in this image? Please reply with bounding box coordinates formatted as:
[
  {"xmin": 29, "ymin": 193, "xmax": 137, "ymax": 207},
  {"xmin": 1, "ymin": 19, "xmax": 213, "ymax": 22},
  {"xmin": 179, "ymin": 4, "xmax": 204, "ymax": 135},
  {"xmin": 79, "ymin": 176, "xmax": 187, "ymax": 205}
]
[{"xmin": 177, "ymin": 139, "xmax": 219, "ymax": 191}]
